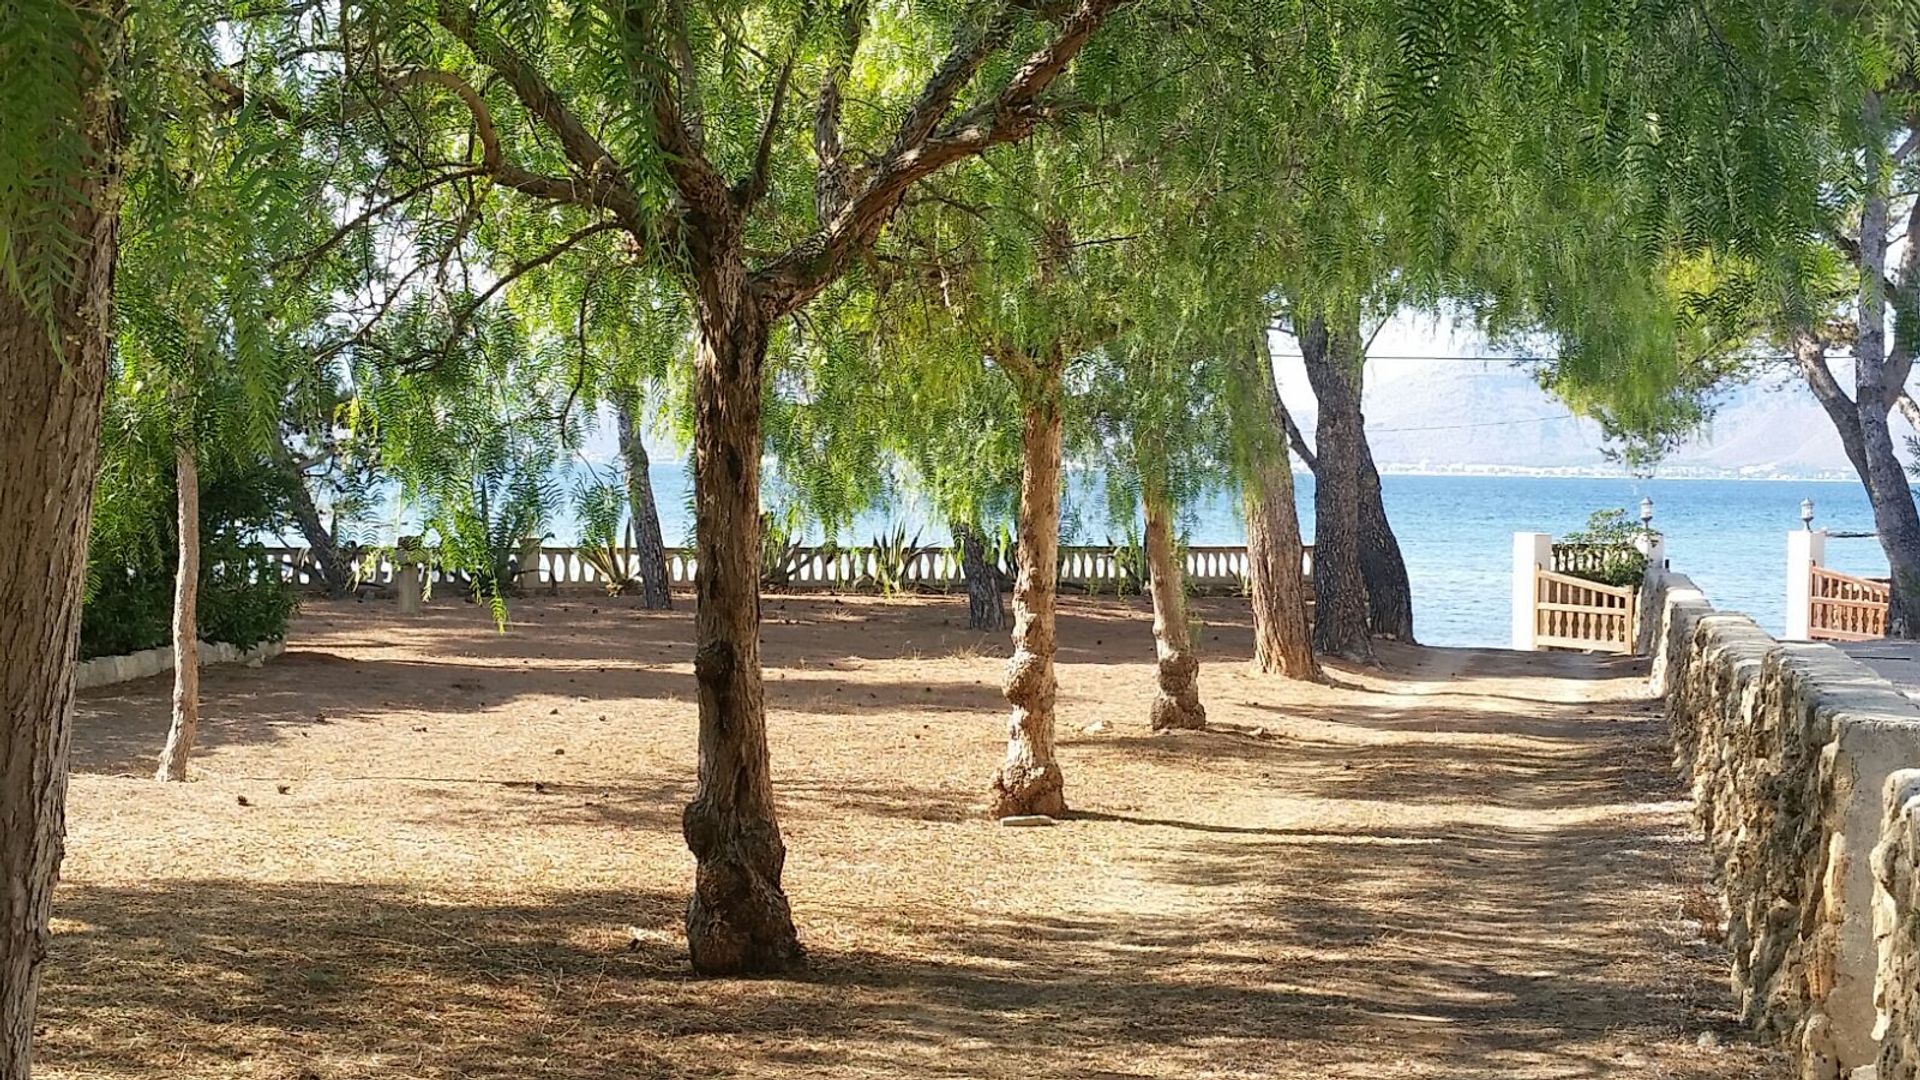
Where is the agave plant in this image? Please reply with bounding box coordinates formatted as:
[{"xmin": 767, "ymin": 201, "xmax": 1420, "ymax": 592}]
[
  {"xmin": 574, "ymin": 480, "xmax": 639, "ymax": 596},
  {"xmin": 1103, "ymin": 530, "xmax": 1148, "ymax": 596},
  {"xmin": 864, "ymin": 525, "xmax": 931, "ymax": 596},
  {"xmin": 760, "ymin": 510, "xmax": 834, "ymax": 589}
]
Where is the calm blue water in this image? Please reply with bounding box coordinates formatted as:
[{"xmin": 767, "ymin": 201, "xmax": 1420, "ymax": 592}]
[
  {"xmin": 638, "ymin": 469, "xmax": 1887, "ymax": 647},
  {"xmin": 325, "ymin": 467, "xmax": 1888, "ymax": 648}
]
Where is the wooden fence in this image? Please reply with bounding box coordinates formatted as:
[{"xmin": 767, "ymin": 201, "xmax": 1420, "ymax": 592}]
[
  {"xmin": 1808, "ymin": 565, "xmax": 1890, "ymax": 642},
  {"xmin": 1533, "ymin": 567, "xmax": 1637, "ymax": 654},
  {"xmin": 261, "ymin": 543, "xmax": 1313, "ymax": 596}
]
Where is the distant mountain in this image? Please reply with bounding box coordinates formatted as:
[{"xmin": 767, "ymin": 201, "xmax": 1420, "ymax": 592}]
[{"xmin": 1276, "ymin": 355, "xmax": 1895, "ymax": 479}]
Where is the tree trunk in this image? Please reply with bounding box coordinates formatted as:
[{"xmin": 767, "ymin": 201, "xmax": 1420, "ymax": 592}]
[
  {"xmin": 989, "ymin": 353, "xmax": 1068, "ymax": 818},
  {"xmin": 681, "ymin": 281, "xmax": 802, "ymax": 975},
  {"xmin": 1853, "ymin": 173, "xmax": 1920, "ymax": 638},
  {"xmin": 1241, "ymin": 337, "xmax": 1319, "ymax": 680},
  {"xmin": 953, "ymin": 521, "xmax": 1007, "ymax": 631},
  {"xmin": 277, "ymin": 446, "xmax": 351, "ymax": 597},
  {"xmin": 156, "ymin": 441, "xmax": 201, "ymax": 781},
  {"xmin": 616, "ymin": 395, "xmax": 673, "ymax": 609},
  {"xmin": 1355, "ymin": 437, "xmax": 1414, "ymax": 642},
  {"xmin": 0, "ymin": 24, "xmax": 122, "ymax": 1072},
  {"xmin": 1297, "ymin": 315, "xmax": 1375, "ymax": 662},
  {"xmin": 1143, "ymin": 489, "xmax": 1205, "ymax": 730}
]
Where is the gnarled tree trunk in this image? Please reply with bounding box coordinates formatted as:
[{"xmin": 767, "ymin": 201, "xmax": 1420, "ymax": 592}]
[
  {"xmin": 616, "ymin": 394, "xmax": 673, "ymax": 609},
  {"xmin": 276, "ymin": 442, "xmax": 352, "ymax": 597},
  {"xmin": 1297, "ymin": 315, "xmax": 1374, "ymax": 662},
  {"xmin": 989, "ymin": 351, "xmax": 1068, "ymax": 818},
  {"xmin": 1853, "ymin": 176, "xmax": 1920, "ymax": 638},
  {"xmin": 681, "ymin": 279, "xmax": 802, "ymax": 975},
  {"xmin": 953, "ymin": 521, "xmax": 1007, "ymax": 631},
  {"xmin": 1143, "ymin": 489, "xmax": 1205, "ymax": 730},
  {"xmin": 156, "ymin": 441, "xmax": 201, "ymax": 781},
  {"xmin": 1356, "ymin": 438, "xmax": 1414, "ymax": 642},
  {"xmin": 0, "ymin": 21, "xmax": 122, "ymax": 1071},
  {"xmin": 1241, "ymin": 337, "xmax": 1319, "ymax": 680}
]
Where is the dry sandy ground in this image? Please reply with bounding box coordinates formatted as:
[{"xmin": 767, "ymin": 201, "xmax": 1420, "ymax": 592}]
[{"xmin": 43, "ymin": 592, "xmax": 1784, "ymax": 1079}]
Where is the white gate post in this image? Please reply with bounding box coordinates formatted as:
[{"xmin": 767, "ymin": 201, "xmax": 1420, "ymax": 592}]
[
  {"xmin": 1512, "ymin": 532, "xmax": 1553, "ymax": 650},
  {"xmin": 1786, "ymin": 528, "xmax": 1827, "ymax": 640}
]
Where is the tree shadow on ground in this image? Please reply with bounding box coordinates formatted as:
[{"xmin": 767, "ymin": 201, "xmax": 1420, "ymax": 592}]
[{"xmin": 45, "ymin": 824, "xmax": 1760, "ymax": 1080}]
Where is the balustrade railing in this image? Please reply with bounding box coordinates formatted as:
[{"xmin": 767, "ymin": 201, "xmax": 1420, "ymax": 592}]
[{"xmin": 260, "ymin": 543, "xmax": 1312, "ymax": 596}]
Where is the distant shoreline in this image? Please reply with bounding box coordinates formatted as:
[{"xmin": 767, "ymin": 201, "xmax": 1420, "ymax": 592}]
[{"xmin": 1370, "ymin": 466, "xmax": 1865, "ymax": 483}]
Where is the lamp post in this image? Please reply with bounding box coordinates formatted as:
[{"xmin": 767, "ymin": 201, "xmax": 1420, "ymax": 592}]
[
  {"xmin": 1639, "ymin": 497, "xmax": 1654, "ymax": 529},
  {"xmin": 1801, "ymin": 498, "xmax": 1816, "ymax": 531}
]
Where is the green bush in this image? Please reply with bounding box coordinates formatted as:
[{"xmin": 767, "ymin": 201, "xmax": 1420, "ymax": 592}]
[
  {"xmin": 1558, "ymin": 508, "xmax": 1654, "ymax": 589},
  {"xmin": 80, "ymin": 449, "xmax": 298, "ymax": 660}
]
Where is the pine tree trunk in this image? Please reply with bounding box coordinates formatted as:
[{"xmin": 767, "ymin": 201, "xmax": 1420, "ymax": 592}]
[
  {"xmin": 616, "ymin": 396, "xmax": 673, "ymax": 609},
  {"xmin": 1297, "ymin": 315, "xmax": 1374, "ymax": 662},
  {"xmin": 1143, "ymin": 489, "xmax": 1205, "ymax": 730},
  {"xmin": 273, "ymin": 434, "xmax": 350, "ymax": 597},
  {"xmin": 0, "ymin": 22, "xmax": 122, "ymax": 1070},
  {"xmin": 1853, "ymin": 177, "xmax": 1920, "ymax": 638},
  {"xmin": 1355, "ymin": 432, "xmax": 1414, "ymax": 642},
  {"xmin": 681, "ymin": 283, "xmax": 802, "ymax": 975},
  {"xmin": 953, "ymin": 521, "xmax": 1007, "ymax": 631},
  {"xmin": 989, "ymin": 354, "xmax": 1068, "ymax": 818},
  {"xmin": 281, "ymin": 459, "xmax": 352, "ymax": 597},
  {"xmin": 156, "ymin": 442, "xmax": 201, "ymax": 781},
  {"xmin": 1241, "ymin": 337, "xmax": 1320, "ymax": 680}
]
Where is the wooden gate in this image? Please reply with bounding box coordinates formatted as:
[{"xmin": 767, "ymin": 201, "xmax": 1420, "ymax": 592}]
[
  {"xmin": 1533, "ymin": 568, "xmax": 1637, "ymax": 654},
  {"xmin": 1808, "ymin": 565, "xmax": 1889, "ymax": 641}
]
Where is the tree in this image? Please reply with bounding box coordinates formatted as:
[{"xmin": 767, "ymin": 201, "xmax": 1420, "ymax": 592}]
[
  {"xmin": 1295, "ymin": 313, "xmax": 1375, "ymax": 661},
  {"xmin": 244, "ymin": 0, "xmax": 1142, "ymax": 970},
  {"xmin": 1081, "ymin": 337, "xmax": 1235, "ymax": 731},
  {"xmin": 0, "ymin": 0, "xmax": 126, "ymax": 1068},
  {"xmin": 614, "ymin": 391, "xmax": 674, "ymax": 607},
  {"xmin": 115, "ymin": 51, "xmax": 335, "ymax": 780},
  {"xmin": 1235, "ymin": 332, "xmax": 1319, "ymax": 679},
  {"xmin": 155, "ymin": 408, "xmax": 202, "ymax": 781},
  {"xmin": 1296, "ymin": 308, "xmax": 1413, "ymax": 643}
]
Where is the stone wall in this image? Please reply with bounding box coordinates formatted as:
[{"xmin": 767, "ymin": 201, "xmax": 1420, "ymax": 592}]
[
  {"xmin": 1654, "ymin": 574, "xmax": 1920, "ymax": 1079},
  {"xmin": 1872, "ymin": 770, "xmax": 1920, "ymax": 1079},
  {"xmin": 74, "ymin": 638, "xmax": 284, "ymax": 690}
]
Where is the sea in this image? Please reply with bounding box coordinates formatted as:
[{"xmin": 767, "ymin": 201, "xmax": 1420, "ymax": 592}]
[{"xmin": 580, "ymin": 468, "xmax": 1888, "ymax": 648}]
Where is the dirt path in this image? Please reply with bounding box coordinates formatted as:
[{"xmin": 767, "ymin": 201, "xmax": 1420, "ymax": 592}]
[{"xmin": 44, "ymin": 595, "xmax": 1782, "ymax": 1078}]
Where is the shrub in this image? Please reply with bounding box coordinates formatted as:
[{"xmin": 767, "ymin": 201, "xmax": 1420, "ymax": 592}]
[
  {"xmin": 80, "ymin": 450, "xmax": 297, "ymax": 660},
  {"xmin": 1558, "ymin": 508, "xmax": 1654, "ymax": 589}
]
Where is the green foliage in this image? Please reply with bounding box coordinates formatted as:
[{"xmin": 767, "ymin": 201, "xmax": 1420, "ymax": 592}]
[
  {"xmin": 1095, "ymin": 530, "xmax": 1147, "ymax": 597},
  {"xmin": 862, "ymin": 525, "xmax": 929, "ymax": 596},
  {"xmin": 0, "ymin": 0, "xmax": 116, "ymax": 347},
  {"xmin": 82, "ymin": 409, "xmax": 297, "ymax": 659},
  {"xmin": 1558, "ymin": 509, "xmax": 1654, "ymax": 589},
  {"xmin": 350, "ymin": 305, "xmax": 565, "ymax": 622},
  {"xmin": 574, "ymin": 479, "xmax": 639, "ymax": 595},
  {"xmin": 759, "ymin": 509, "xmax": 832, "ymax": 589}
]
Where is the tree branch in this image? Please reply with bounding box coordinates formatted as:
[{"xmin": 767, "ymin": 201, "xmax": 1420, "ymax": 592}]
[
  {"xmin": 759, "ymin": 0, "xmax": 1129, "ymax": 312},
  {"xmin": 1899, "ymin": 390, "xmax": 1920, "ymax": 433},
  {"xmin": 884, "ymin": 10, "xmax": 1019, "ymax": 162},
  {"xmin": 813, "ymin": 0, "xmax": 868, "ymax": 223},
  {"xmin": 1281, "ymin": 406, "xmax": 1316, "ymax": 472},
  {"xmin": 737, "ymin": 46, "xmax": 798, "ymax": 210},
  {"xmin": 285, "ymin": 165, "xmax": 489, "ymax": 271},
  {"xmin": 621, "ymin": 0, "xmax": 734, "ymax": 227},
  {"xmin": 432, "ymin": 1, "xmax": 654, "ymax": 238},
  {"xmin": 399, "ymin": 222, "xmax": 626, "ymax": 372}
]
